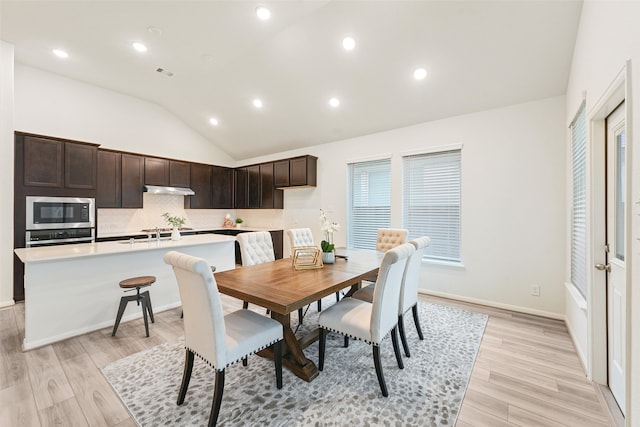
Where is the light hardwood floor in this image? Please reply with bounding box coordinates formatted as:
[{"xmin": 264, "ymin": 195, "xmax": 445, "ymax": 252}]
[{"xmin": 0, "ymin": 294, "xmax": 619, "ymax": 426}]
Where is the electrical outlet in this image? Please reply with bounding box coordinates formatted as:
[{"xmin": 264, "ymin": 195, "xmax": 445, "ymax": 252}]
[{"xmin": 531, "ymin": 285, "xmax": 540, "ymax": 297}]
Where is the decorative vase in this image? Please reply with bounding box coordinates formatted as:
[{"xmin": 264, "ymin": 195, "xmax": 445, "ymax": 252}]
[
  {"xmin": 322, "ymin": 251, "xmax": 335, "ymax": 264},
  {"xmin": 236, "ymin": 223, "xmax": 243, "ymax": 228},
  {"xmin": 171, "ymin": 226, "xmax": 181, "ymax": 241}
]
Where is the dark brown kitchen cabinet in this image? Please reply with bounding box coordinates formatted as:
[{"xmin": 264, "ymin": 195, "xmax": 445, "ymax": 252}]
[
  {"xmin": 121, "ymin": 154, "xmax": 144, "ymax": 208},
  {"xmin": 260, "ymin": 163, "xmax": 283, "ymax": 209},
  {"xmin": 23, "ymin": 135, "xmax": 97, "ymax": 190},
  {"xmin": 273, "ymin": 155, "xmax": 317, "ymax": 188},
  {"xmin": 169, "ymin": 160, "xmax": 190, "ymax": 188},
  {"xmin": 212, "ymin": 166, "xmax": 234, "ymax": 208},
  {"xmin": 247, "ymin": 165, "xmax": 261, "ymax": 209},
  {"xmin": 97, "ymin": 150, "xmax": 122, "ymax": 208},
  {"xmin": 187, "ymin": 163, "xmax": 212, "ymax": 209},
  {"xmin": 234, "ymin": 168, "xmax": 248, "ymax": 209},
  {"xmin": 144, "ymin": 157, "xmax": 169, "ymax": 186}
]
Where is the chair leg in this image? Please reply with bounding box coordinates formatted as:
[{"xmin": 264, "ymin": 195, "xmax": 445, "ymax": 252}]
[
  {"xmin": 242, "ymin": 357, "xmax": 248, "ymax": 367},
  {"xmin": 177, "ymin": 349, "xmax": 194, "ymax": 405},
  {"xmin": 142, "ymin": 291, "xmax": 154, "ymax": 323},
  {"xmin": 242, "ymin": 301, "xmax": 248, "ymax": 309},
  {"xmin": 317, "ymin": 299, "xmax": 322, "ymax": 312},
  {"xmin": 208, "ymin": 370, "xmax": 225, "ymax": 427},
  {"xmin": 274, "ymin": 340, "xmax": 283, "ymax": 389},
  {"xmin": 344, "ymin": 335, "xmax": 349, "ymax": 348},
  {"xmin": 140, "ymin": 296, "xmax": 150, "ymax": 337},
  {"xmin": 335, "ymin": 291, "xmax": 340, "ymax": 302},
  {"xmin": 391, "ymin": 326, "xmax": 404, "ymax": 369},
  {"xmin": 111, "ymin": 296, "xmax": 129, "ymax": 336},
  {"xmin": 398, "ymin": 314, "xmax": 411, "ymax": 358},
  {"xmin": 318, "ymin": 328, "xmax": 326, "ymax": 371},
  {"xmin": 298, "ymin": 308, "xmax": 303, "ymax": 325},
  {"xmin": 412, "ymin": 304, "xmax": 424, "ymax": 340},
  {"xmin": 373, "ymin": 345, "xmax": 389, "ymax": 397}
]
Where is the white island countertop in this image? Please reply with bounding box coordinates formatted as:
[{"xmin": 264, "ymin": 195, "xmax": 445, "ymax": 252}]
[{"xmin": 15, "ymin": 233, "xmax": 236, "ymax": 264}]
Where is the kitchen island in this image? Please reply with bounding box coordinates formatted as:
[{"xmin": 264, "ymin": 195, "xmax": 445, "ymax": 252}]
[{"xmin": 14, "ymin": 234, "xmax": 236, "ymax": 350}]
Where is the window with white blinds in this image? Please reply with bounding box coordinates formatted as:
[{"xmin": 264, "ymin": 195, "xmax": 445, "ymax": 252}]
[
  {"xmin": 403, "ymin": 149, "xmax": 461, "ymax": 262},
  {"xmin": 570, "ymin": 104, "xmax": 587, "ymax": 296},
  {"xmin": 348, "ymin": 158, "xmax": 391, "ymax": 249}
]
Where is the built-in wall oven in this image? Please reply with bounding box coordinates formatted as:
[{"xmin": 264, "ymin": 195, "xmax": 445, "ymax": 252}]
[{"xmin": 25, "ymin": 196, "xmax": 95, "ymax": 247}]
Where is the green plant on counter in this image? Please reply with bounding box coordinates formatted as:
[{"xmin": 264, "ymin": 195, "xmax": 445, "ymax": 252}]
[
  {"xmin": 235, "ymin": 217, "xmax": 244, "ymax": 224},
  {"xmin": 162, "ymin": 212, "xmax": 186, "ymax": 228}
]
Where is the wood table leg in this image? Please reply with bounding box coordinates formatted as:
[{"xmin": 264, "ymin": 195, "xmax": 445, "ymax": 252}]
[{"xmin": 258, "ymin": 311, "xmax": 319, "ymax": 382}]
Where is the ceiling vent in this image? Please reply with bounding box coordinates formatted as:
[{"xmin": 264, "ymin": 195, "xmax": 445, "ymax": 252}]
[{"xmin": 155, "ymin": 67, "xmax": 174, "ymax": 77}]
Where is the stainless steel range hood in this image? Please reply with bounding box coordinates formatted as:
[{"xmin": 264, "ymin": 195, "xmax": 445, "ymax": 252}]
[{"xmin": 144, "ymin": 185, "xmax": 195, "ymax": 196}]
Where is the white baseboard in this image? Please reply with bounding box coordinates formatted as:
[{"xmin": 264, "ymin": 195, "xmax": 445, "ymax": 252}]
[
  {"xmin": 419, "ymin": 289, "xmax": 564, "ymax": 320},
  {"xmin": 0, "ymin": 299, "xmax": 15, "ymax": 308}
]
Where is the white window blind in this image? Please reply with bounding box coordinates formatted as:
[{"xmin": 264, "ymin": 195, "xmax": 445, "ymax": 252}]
[
  {"xmin": 403, "ymin": 149, "xmax": 461, "ymax": 262},
  {"xmin": 348, "ymin": 159, "xmax": 391, "ymax": 249},
  {"xmin": 570, "ymin": 105, "xmax": 587, "ymax": 296}
]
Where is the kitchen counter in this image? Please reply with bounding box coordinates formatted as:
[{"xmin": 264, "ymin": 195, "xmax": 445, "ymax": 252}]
[
  {"xmin": 97, "ymin": 226, "xmax": 279, "ymax": 240},
  {"xmin": 15, "ymin": 234, "xmax": 236, "ymax": 350}
]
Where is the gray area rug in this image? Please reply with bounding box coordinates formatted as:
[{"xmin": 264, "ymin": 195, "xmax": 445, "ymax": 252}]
[{"xmin": 102, "ymin": 299, "xmax": 487, "ymax": 426}]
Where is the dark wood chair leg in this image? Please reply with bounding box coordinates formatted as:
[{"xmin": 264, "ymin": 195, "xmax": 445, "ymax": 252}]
[
  {"xmin": 298, "ymin": 308, "xmax": 303, "ymax": 324},
  {"xmin": 373, "ymin": 345, "xmax": 388, "ymax": 397},
  {"xmin": 335, "ymin": 291, "xmax": 340, "ymax": 302},
  {"xmin": 398, "ymin": 314, "xmax": 411, "ymax": 358},
  {"xmin": 111, "ymin": 296, "xmax": 129, "ymax": 336},
  {"xmin": 412, "ymin": 304, "xmax": 424, "ymax": 340},
  {"xmin": 242, "ymin": 301, "xmax": 248, "ymax": 309},
  {"xmin": 391, "ymin": 326, "xmax": 404, "ymax": 369},
  {"xmin": 177, "ymin": 349, "xmax": 194, "ymax": 405},
  {"xmin": 140, "ymin": 297, "xmax": 150, "ymax": 337},
  {"xmin": 274, "ymin": 340, "xmax": 283, "ymax": 389},
  {"xmin": 344, "ymin": 335, "xmax": 349, "ymax": 348},
  {"xmin": 318, "ymin": 328, "xmax": 326, "ymax": 371},
  {"xmin": 242, "ymin": 357, "xmax": 248, "ymax": 367},
  {"xmin": 208, "ymin": 370, "xmax": 225, "ymax": 427},
  {"xmin": 317, "ymin": 299, "xmax": 322, "ymax": 312}
]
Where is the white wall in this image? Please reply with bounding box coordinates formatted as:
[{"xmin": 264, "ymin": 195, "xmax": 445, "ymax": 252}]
[
  {"xmin": 240, "ymin": 96, "xmax": 568, "ymax": 318},
  {"xmin": 564, "ymin": 1, "xmax": 640, "ymax": 423},
  {"xmin": 14, "ymin": 64, "xmax": 235, "ymax": 167},
  {"xmin": 0, "ymin": 41, "xmax": 15, "ymax": 307}
]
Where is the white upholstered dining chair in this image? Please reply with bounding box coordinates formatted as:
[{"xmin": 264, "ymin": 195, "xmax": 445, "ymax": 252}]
[
  {"xmin": 318, "ymin": 242, "xmax": 415, "ymax": 397},
  {"xmin": 164, "ymin": 251, "xmax": 284, "ymax": 427},
  {"xmin": 286, "ymin": 228, "xmax": 340, "ymax": 313},
  {"xmin": 353, "ymin": 236, "xmax": 430, "ymax": 358},
  {"xmin": 238, "ymin": 231, "xmax": 304, "ymax": 324},
  {"xmin": 376, "ymin": 228, "xmax": 408, "ymax": 252}
]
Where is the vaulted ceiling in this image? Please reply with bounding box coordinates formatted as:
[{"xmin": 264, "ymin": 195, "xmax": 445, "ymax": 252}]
[{"xmin": 1, "ymin": 1, "xmax": 582, "ymax": 160}]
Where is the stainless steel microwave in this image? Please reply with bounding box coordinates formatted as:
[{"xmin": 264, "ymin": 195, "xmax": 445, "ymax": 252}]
[{"xmin": 26, "ymin": 196, "xmax": 95, "ymax": 230}]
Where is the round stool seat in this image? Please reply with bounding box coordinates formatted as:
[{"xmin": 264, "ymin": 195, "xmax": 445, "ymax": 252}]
[{"xmin": 119, "ymin": 275, "xmax": 156, "ymax": 289}]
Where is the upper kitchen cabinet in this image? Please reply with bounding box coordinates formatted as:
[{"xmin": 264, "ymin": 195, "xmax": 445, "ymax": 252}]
[
  {"xmin": 274, "ymin": 155, "xmax": 317, "ymax": 188},
  {"xmin": 212, "ymin": 165, "xmax": 234, "ymax": 209},
  {"xmin": 234, "ymin": 167, "xmax": 248, "ymax": 209},
  {"xmin": 247, "ymin": 165, "xmax": 261, "ymax": 209},
  {"xmin": 144, "ymin": 157, "xmax": 169, "ymax": 186},
  {"xmin": 186, "ymin": 163, "xmax": 212, "ymax": 209},
  {"xmin": 121, "ymin": 154, "xmax": 144, "ymax": 208},
  {"xmin": 260, "ymin": 162, "xmax": 283, "ymax": 209},
  {"xmin": 169, "ymin": 160, "xmax": 190, "ymax": 188},
  {"xmin": 96, "ymin": 150, "xmax": 122, "ymax": 208},
  {"xmin": 22, "ymin": 134, "xmax": 97, "ymax": 190}
]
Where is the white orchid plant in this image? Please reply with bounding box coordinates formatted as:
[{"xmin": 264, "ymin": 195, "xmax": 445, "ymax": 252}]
[{"xmin": 319, "ymin": 209, "xmax": 340, "ymax": 253}]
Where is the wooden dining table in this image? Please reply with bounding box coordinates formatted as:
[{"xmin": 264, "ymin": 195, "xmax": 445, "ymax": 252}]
[{"xmin": 214, "ymin": 248, "xmax": 383, "ymax": 382}]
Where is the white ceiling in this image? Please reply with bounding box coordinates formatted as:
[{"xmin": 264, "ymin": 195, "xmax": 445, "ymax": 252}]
[{"xmin": 1, "ymin": 1, "xmax": 582, "ymax": 160}]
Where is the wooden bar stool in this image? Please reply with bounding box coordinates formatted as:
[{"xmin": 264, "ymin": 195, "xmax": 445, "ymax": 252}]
[{"xmin": 111, "ymin": 275, "xmax": 156, "ymax": 337}]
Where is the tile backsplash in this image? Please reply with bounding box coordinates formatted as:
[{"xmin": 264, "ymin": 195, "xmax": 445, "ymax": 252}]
[{"xmin": 97, "ymin": 193, "xmax": 284, "ymax": 235}]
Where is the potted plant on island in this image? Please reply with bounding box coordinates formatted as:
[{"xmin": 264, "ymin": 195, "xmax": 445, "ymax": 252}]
[
  {"xmin": 162, "ymin": 212, "xmax": 186, "ymax": 241},
  {"xmin": 235, "ymin": 217, "xmax": 244, "ymax": 228},
  {"xmin": 319, "ymin": 209, "xmax": 339, "ymax": 264}
]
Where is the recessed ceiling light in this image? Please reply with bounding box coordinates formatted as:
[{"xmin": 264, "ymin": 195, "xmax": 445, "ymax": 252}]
[
  {"xmin": 256, "ymin": 6, "xmax": 271, "ymax": 20},
  {"xmin": 413, "ymin": 68, "xmax": 427, "ymax": 80},
  {"xmin": 52, "ymin": 49, "xmax": 68, "ymax": 59},
  {"xmin": 342, "ymin": 37, "xmax": 356, "ymax": 51},
  {"xmin": 209, "ymin": 117, "xmax": 219, "ymax": 126},
  {"xmin": 329, "ymin": 97, "xmax": 340, "ymax": 108},
  {"xmin": 132, "ymin": 42, "xmax": 148, "ymax": 53},
  {"xmin": 253, "ymin": 99, "xmax": 263, "ymax": 109}
]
